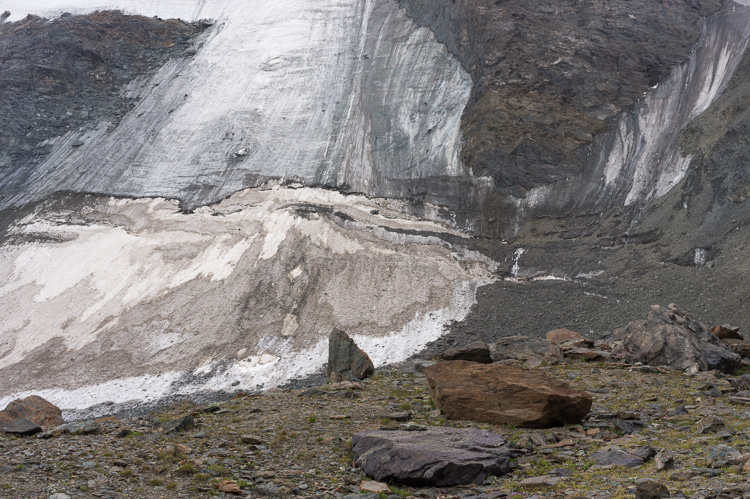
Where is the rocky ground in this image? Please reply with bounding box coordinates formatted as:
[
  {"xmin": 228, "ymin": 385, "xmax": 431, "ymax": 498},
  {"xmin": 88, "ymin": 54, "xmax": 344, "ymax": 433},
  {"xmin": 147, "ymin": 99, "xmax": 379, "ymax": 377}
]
[{"xmin": 4, "ymin": 354, "xmax": 750, "ymax": 498}]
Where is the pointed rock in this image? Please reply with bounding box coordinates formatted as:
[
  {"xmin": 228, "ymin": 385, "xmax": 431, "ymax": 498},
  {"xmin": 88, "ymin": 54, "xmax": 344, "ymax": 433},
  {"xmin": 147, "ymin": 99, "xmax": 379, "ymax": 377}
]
[
  {"xmin": 327, "ymin": 328, "xmax": 374, "ymax": 382},
  {"xmin": 425, "ymin": 361, "xmax": 591, "ymax": 428}
]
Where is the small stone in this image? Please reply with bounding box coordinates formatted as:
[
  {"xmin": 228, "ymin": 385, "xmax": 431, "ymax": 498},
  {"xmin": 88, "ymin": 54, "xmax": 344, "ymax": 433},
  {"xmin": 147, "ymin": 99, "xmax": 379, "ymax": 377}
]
[
  {"xmin": 635, "ymin": 479, "xmax": 670, "ymax": 499},
  {"xmin": 589, "ymin": 449, "xmax": 644, "ymax": 467},
  {"xmin": 158, "ymin": 415, "xmax": 194, "ymax": 434},
  {"xmin": 217, "ymin": 479, "xmax": 242, "ymax": 494},
  {"xmin": 255, "ymin": 483, "xmax": 281, "ymax": 497},
  {"xmin": 241, "ymin": 435, "xmax": 266, "ymax": 445},
  {"xmin": 49, "ymin": 494, "xmax": 72, "ymax": 499},
  {"xmin": 114, "ymin": 427, "xmax": 133, "ymax": 438},
  {"xmin": 383, "ymin": 411, "xmax": 411, "ymax": 422},
  {"xmin": 519, "ymin": 475, "xmax": 566, "ymax": 487},
  {"xmin": 360, "ymin": 480, "xmax": 391, "ymax": 494},
  {"xmin": 175, "ymin": 444, "xmax": 192, "ymax": 454},
  {"xmin": 298, "ymin": 388, "xmax": 326, "ymax": 397},
  {"xmin": 697, "ymin": 415, "xmax": 724, "ymax": 434},
  {"xmin": 654, "ymin": 449, "xmax": 675, "ymax": 470}
]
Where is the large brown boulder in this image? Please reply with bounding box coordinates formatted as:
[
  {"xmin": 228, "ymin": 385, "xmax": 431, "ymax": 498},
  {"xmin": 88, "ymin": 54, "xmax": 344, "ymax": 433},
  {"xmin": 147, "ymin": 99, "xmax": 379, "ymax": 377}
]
[
  {"xmin": 327, "ymin": 328, "xmax": 375, "ymax": 382},
  {"xmin": 0, "ymin": 395, "xmax": 64, "ymax": 430},
  {"xmin": 425, "ymin": 361, "xmax": 592, "ymax": 428},
  {"xmin": 614, "ymin": 304, "xmax": 740, "ymax": 374}
]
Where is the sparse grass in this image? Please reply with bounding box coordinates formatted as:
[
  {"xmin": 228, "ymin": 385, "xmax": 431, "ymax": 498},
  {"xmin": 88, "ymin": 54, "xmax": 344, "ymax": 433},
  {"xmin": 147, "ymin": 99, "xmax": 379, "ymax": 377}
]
[
  {"xmin": 166, "ymin": 481, "xmax": 177, "ymax": 490},
  {"xmin": 119, "ymin": 469, "xmax": 134, "ymax": 478},
  {"xmin": 307, "ymin": 413, "xmax": 318, "ymax": 424},
  {"xmin": 147, "ymin": 478, "xmax": 163, "ymax": 487},
  {"xmin": 193, "ymin": 473, "xmax": 209, "ymax": 482},
  {"xmin": 176, "ymin": 462, "xmax": 196, "ymax": 475}
]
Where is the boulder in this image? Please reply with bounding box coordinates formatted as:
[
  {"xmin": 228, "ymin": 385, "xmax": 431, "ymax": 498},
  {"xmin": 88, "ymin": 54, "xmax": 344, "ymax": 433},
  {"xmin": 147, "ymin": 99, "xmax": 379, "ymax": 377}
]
[
  {"xmin": 327, "ymin": 328, "xmax": 374, "ymax": 382},
  {"xmin": 613, "ymin": 304, "xmax": 740, "ymax": 374},
  {"xmin": 731, "ymin": 374, "xmax": 750, "ymax": 391},
  {"xmin": 4, "ymin": 417, "xmax": 42, "ymax": 436},
  {"xmin": 565, "ymin": 348, "xmax": 611, "ymax": 362},
  {"xmin": 489, "ymin": 336, "xmax": 563, "ymax": 367},
  {"xmin": 0, "ymin": 395, "xmax": 64, "ymax": 430},
  {"xmin": 425, "ymin": 361, "xmax": 592, "ymax": 428},
  {"xmin": 352, "ymin": 426, "xmax": 510, "ymax": 486},
  {"xmin": 438, "ymin": 341, "xmax": 492, "ymax": 364},
  {"xmin": 712, "ymin": 324, "xmax": 742, "ymax": 340}
]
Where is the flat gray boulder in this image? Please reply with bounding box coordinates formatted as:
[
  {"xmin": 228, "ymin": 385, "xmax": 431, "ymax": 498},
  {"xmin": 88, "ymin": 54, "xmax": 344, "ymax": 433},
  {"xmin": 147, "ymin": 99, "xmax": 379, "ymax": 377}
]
[
  {"xmin": 327, "ymin": 328, "xmax": 374, "ymax": 382},
  {"xmin": 352, "ymin": 427, "xmax": 510, "ymax": 486},
  {"xmin": 614, "ymin": 304, "xmax": 740, "ymax": 374}
]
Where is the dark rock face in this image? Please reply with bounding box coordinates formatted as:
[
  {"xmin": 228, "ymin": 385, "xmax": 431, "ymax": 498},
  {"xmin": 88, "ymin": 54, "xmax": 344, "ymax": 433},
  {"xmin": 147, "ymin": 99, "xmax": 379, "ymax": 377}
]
[
  {"xmin": 614, "ymin": 304, "xmax": 740, "ymax": 373},
  {"xmin": 438, "ymin": 341, "xmax": 492, "ymax": 364},
  {"xmin": 398, "ymin": 0, "xmax": 719, "ymax": 194},
  {"xmin": 0, "ymin": 11, "xmax": 207, "ymax": 189},
  {"xmin": 425, "ymin": 360, "xmax": 591, "ymax": 428},
  {"xmin": 0, "ymin": 395, "xmax": 64, "ymax": 429},
  {"xmin": 326, "ymin": 329, "xmax": 375, "ymax": 382},
  {"xmin": 352, "ymin": 427, "xmax": 510, "ymax": 486}
]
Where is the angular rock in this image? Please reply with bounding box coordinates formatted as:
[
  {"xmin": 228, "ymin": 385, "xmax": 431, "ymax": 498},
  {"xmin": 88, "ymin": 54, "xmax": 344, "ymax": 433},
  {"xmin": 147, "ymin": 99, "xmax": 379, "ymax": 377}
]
[
  {"xmin": 546, "ymin": 328, "xmax": 592, "ymax": 346},
  {"xmin": 327, "ymin": 328, "xmax": 375, "ymax": 382},
  {"xmin": 590, "ymin": 449, "xmax": 644, "ymax": 467},
  {"xmin": 635, "ymin": 480, "xmax": 671, "ymax": 499},
  {"xmin": 425, "ymin": 361, "xmax": 592, "ymax": 428},
  {"xmin": 519, "ymin": 475, "xmax": 566, "ymax": 487},
  {"xmin": 654, "ymin": 449, "xmax": 675, "ymax": 470},
  {"xmin": 489, "ymin": 336, "xmax": 564, "ymax": 366},
  {"xmin": 706, "ymin": 445, "xmax": 743, "ymax": 466},
  {"xmin": 352, "ymin": 426, "xmax": 510, "ymax": 486},
  {"xmin": 217, "ymin": 480, "xmax": 242, "ymax": 494},
  {"xmin": 158, "ymin": 415, "xmax": 194, "ymax": 434},
  {"xmin": 613, "ymin": 304, "xmax": 740, "ymax": 374},
  {"xmin": 712, "ymin": 324, "xmax": 742, "ymax": 340},
  {"xmin": 697, "ymin": 415, "xmax": 725, "ymax": 434},
  {"xmin": 0, "ymin": 395, "xmax": 64, "ymax": 429},
  {"xmin": 4, "ymin": 417, "xmax": 42, "ymax": 436},
  {"xmin": 360, "ymin": 480, "xmax": 390, "ymax": 493},
  {"xmin": 438, "ymin": 341, "xmax": 492, "ymax": 364}
]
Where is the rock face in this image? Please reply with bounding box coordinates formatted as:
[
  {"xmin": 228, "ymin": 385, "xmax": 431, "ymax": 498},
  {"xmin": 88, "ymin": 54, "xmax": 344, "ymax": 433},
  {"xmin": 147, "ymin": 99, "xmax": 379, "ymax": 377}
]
[
  {"xmin": 352, "ymin": 427, "xmax": 510, "ymax": 486},
  {"xmin": 327, "ymin": 329, "xmax": 375, "ymax": 382},
  {"xmin": 425, "ymin": 361, "xmax": 592, "ymax": 428},
  {"xmin": 0, "ymin": 395, "xmax": 64, "ymax": 429},
  {"xmin": 438, "ymin": 341, "xmax": 492, "ymax": 364},
  {"xmin": 614, "ymin": 304, "xmax": 740, "ymax": 374}
]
